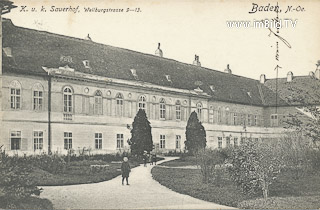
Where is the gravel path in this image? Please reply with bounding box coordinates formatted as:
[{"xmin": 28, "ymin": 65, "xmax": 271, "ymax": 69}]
[{"xmin": 40, "ymin": 157, "xmax": 234, "ymax": 209}]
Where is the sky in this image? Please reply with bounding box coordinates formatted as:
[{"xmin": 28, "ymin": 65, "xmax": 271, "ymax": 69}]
[{"xmin": 4, "ymin": 0, "xmax": 320, "ymax": 80}]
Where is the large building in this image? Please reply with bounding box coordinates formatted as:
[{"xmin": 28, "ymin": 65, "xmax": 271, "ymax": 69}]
[{"xmin": 1, "ymin": 18, "xmax": 319, "ymax": 155}]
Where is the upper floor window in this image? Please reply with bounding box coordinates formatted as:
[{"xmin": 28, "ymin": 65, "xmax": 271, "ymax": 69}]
[
  {"xmin": 94, "ymin": 90, "xmax": 103, "ymax": 115},
  {"xmin": 159, "ymin": 98, "xmax": 166, "ymax": 120},
  {"xmin": 253, "ymin": 115, "xmax": 257, "ymax": 126},
  {"xmin": 10, "ymin": 80, "xmax": 21, "ymax": 110},
  {"xmin": 270, "ymin": 114, "xmax": 278, "ymax": 127},
  {"xmin": 116, "ymin": 93, "xmax": 124, "ymax": 116},
  {"xmin": 233, "ymin": 113, "xmax": 237, "ymax": 125},
  {"xmin": 63, "ymin": 87, "xmax": 73, "ymax": 113},
  {"xmin": 33, "ymin": 83, "xmax": 43, "ymax": 111},
  {"xmin": 138, "ymin": 95, "xmax": 146, "ymax": 110},
  {"xmin": 218, "ymin": 108, "xmax": 222, "ymax": 123},
  {"xmin": 209, "ymin": 106, "xmax": 214, "ymax": 124},
  {"xmin": 247, "ymin": 114, "xmax": 251, "ymax": 126},
  {"xmin": 196, "ymin": 103, "xmax": 202, "ymax": 120},
  {"xmin": 175, "ymin": 101, "xmax": 181, "ymax": 120}
]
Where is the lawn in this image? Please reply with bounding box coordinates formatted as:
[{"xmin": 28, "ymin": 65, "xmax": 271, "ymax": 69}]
[
  {"xmin": 152, "ymin": 158, "xmax": 320, "ymax": 209},
  {"xmin": 32, "ymin": 159, "xmax": 141, "ymax": 186},
  {"xmin": 0, "ymin": 196, "xmax": 53, "ymax": 209}
]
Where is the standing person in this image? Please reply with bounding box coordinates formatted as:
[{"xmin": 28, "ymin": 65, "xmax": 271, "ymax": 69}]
[
  {"xmin": 121, "ymin": 157, "xmax": 131, "ymax": 185},
  {"xmin": 152, "ymin": 153, "xmax": 157, "ymax": 165},
  {"xmin": 143, "ymin": 151, "xmax": 147, "ymax": 167}
]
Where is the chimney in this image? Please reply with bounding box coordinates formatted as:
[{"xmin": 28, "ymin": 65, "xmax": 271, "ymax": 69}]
[
  {"xmin": 260, "ymin": 74, "xmax": 266, "ymax": 84},
  {"xmin": 287, "ymin": 71, "xmax": 293, "ymax": 82},
  {"xmin": 155, "ymin": 43, "xmax": 163, "ymax": 57},
  {"xmin": 315, "ymin": 69, "xmax": 320, "ymax": 80},
  {"xmin": 224, "ymin": 64, "xmax": 232, "ymax": 74},
  {"xmin": 193, "ymin": 55, "xmax": 201, "ymax": 66}
]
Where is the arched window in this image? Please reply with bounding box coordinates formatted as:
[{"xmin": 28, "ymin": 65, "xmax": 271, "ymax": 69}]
[
  {"xmin": 209, "ymin": 106, "xmax": 214, "ymax": 124},
  {"xmin": 94, "ymin": 90, "xmax": 103, "ymax": 115},
  {"xmin": 10, "ymin": 80, "xmax": 21, "ymax": 109},
  {"xmin": 32, "ymin": 83, "xmax": 44, "ymax": 111},
  {"xmin": 175, "ymin": 100, "xmax": 181, "ymax": 120},
  {"xmin": 138, "ymin": 95, "xmax": 146, "ymax": 110},
  {"xmin": 63, "ymin": 87, "xmax": 73, "ymax": 113},
  {"xmin": 116, "ymin": 93, "xmax": 124, "ymax": 116},
  {"xmin": 159, "ymin": 98, "xmax": 166, "ymax": 119},
  {"xmin": 196, "ymin": 103, "xmax": 202, "ymax": 120}
]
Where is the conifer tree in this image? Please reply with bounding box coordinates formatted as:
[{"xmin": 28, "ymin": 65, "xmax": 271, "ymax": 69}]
[
  {"xmin": 129, "ymin": 109, "xmax": 153, "ymax": 156},
  {"xmin": 185, "ymin": 111, "xmax": 206, "ymax": 154}
]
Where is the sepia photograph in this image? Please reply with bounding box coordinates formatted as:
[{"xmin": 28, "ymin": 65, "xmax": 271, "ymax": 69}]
[{"xmin": 0, "ymin": 0, "xmax": 319, "ymax": 209}]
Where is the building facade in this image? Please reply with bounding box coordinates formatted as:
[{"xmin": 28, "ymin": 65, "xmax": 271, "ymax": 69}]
[{"xmin": 1, "ymin": 19, "xmax": 319, "ymax": 155}]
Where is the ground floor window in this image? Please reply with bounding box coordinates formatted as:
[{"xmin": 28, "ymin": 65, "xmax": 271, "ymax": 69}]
[
  {"xmin": 95, "ymin": 133, "xmax": 102, "ymax": 149},
  {"xmin": 160, "ymin": 135, "xmax": 165, "ymax": 149},
  {"xmin": 234, "ymin": 137, "xmax": 238, "ymax": 147},
  {"xmin": 176, "ymin": 135, "xmax": 181, "ymax": 149},
  {"xmin": 240, "ymin": 137, "xmax": 245, "ymax": 145},
  {"xmin": 226, "ymin": 137, "xmax": 231, "ymax": 147},
  {"xmin": 64, "ymin": 132, "xmax": 72, "ymax": 150},
  {"xmin": 33, "ymin": 131, "xmax": 43, "ymax": 150},
  {"xmin": 117, "ymin": 134, "xmax": 124, "ymax": 149},
  {"xmin": 10, "ymin": 131, "xmax": 21, "ymax": 150},
  {"xmin": 218, "ymin": 137, "xmax": 222, "ymax": 149}
]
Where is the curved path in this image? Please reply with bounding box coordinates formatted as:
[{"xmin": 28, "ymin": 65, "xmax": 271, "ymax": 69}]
[{"xmin": 40, "ymin": 157, "xmax": 234, "ymax": 209}]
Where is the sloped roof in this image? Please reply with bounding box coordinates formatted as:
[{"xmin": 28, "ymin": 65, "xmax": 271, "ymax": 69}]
[
  {"xmin": 264, "ymin": 76, "xmax": 320, "ymax": 105},
  {"xmin": 2, "ymin": 19, "xmax": 286, "ymax": 106}
]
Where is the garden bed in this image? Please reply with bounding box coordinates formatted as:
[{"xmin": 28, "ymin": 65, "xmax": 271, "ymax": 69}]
[{"xmin": 0, "ymin": 196, "xmax": 53, "ymax": 209}]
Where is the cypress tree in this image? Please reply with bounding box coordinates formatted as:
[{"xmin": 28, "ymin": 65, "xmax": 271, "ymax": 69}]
[{"xmin": 185, "ymin": 111, "xmax": 206, "ymax": 154}]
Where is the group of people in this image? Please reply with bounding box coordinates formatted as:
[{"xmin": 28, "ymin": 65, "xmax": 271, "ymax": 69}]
[
  {"xmin": 120, "ymin": 152, "xmax": 158, "ymax": 186},
  {"xmin": 143, "ymin": 152, "xmax": 157, "ymax": 167}
]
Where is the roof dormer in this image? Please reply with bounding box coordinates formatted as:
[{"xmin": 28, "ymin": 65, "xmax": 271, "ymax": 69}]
[
  {"xmin": 130, "ymin": 69, "xmax": 138, "ymax": 79},
  {"xmin": 3, "ymin": 47, "xmax": 12, "ymax": 57},
  {"xmin": 83, "ymin": 60, "xmax": 90, "ymax": 68},
  {"xmin": 165, "ymin": 75, "xmax": 171, "ymax": 82}
]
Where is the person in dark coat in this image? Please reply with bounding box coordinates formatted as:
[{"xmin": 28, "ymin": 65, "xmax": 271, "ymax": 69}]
[
  {"xmin": 152, "ymin": 153, "xmax": 157, "ymax": 165},
  {"xmin": 121, "ymin": 157, "xmax": 131, "ymax": 185},
  {"xmin": 143, "ymin": 151, "xmax": 148, "ymax": 167}
]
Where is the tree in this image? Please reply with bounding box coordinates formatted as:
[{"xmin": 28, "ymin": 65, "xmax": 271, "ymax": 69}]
[
  {"xmin": 228, "ymin": 139, "xmax": 284, "ymax": 199},
  {"xmin": 129, "ymin": 109, "xmax": 153, "ymax": 156},
  {"xmin": 185, "ymin": 111, "xmax": 206, "ymax": 154}
]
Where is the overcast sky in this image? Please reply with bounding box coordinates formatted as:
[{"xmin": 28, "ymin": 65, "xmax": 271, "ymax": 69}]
[{"xmin": 5, "ymin": 0, "xmax": 320, "ymax": 80}]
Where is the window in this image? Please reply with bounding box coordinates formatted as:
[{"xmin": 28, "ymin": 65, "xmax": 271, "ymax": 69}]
[
  {"xmin": 64, "ymin": 132, "xmax": 72, "ymax": 150},
  {"xmin": 32, "ymin": 83, "xmax": 44, "ymax": 111},
  {"xmin": 10, "ymin": 131, "xmax": 21, "ymax": 150},
  {"xmin": 10, "ymin": 81, "xmax": 21, "ymax": 109},
  {"xmin": 218, "ymin": 108, "xmax": 222, "ymax": 123},
  {"xmin": 159, "ymin": 98, "xmax": 166, "ymax": 119},
  {"xmin": 226, "ymin": 137, "xmax": 231, "ymax": 147},
  {"xmin": 95, "ymin": 133, "xmax": 102, "ymax": 149},
  {"xmin": 254, "ymin": 138, "xmax": 259, "ymax": 143},
  {"xmin": 218, "ymin": 137, "xmax": 222, "ymax": 149},
  {"xmin": 176, "ymin": 135, "xmax": 181, "ymax": 149},
  {"xmin": 94, "ymin": 90, "xmax": 103, "ymax": 115},
  {"xmin": 63, "ymin": 87, "xmax": 73, "ymax": 113},
  {"xmin": 247, "ymin": 115, "xmax": 251, "ymax": 126},
  {"xmin": 253, "ymin": 115, "xmax": 257, "ymax": 126},
  {"xmin": 130, "ymin": 69, "xmax": 138, "ymax": 79},
  {"xmin": 209, "ymin": 106, "xmax": 214, "ymax": 124},
  {"xmin": 116, "ymin": 93, "xmax": 124, "ymax": 116},
  {"xmin": 33, "ymin": 131, "xmax": 43, "ymax": 150},
  {"xmin": 234, "ymin": 137, "xmax": 238, "ymax": 147},
  {"xmin": 117, "ymin": 134, "xmax": 124, "ymax": 149},
  {"xmin": 160, "ymin": 135, "xmax": 166, "ymax": 149},
  {"xmin": 233, "ymin": 113, "xmax": 237, "ymax": 125},
  {"xmin": 240, "ymin": 137, "xmax": 245, "ymax": 145},
  {"xmin": 138, "ymin": 95, "xmax": 146, "ymax": 110},
  {"xmin": 175, "ymin": 101, "xmax": 181, "ymax": 120},
  {"xmin": 196, "ymin": 103, "xmax": 202, "ymax": 120},
  {"xmin": 165, "ymin": 75, "xmax": 171, "ymax": 82},
  {"xmin": 271, "ymin": 114, "xmax": 278, "ymax": 127}
]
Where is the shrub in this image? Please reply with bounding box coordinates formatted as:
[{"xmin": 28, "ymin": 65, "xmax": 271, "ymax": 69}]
[{"xmin": 0, "ymin": 147, "xmax": 41, "ymax": 207}]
